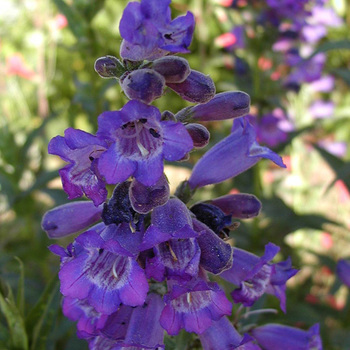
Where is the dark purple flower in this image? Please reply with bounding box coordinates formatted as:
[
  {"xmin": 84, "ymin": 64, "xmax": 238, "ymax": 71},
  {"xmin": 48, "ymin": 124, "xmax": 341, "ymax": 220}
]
[
  {"xmin": 129, "ymin": 174, "xmax": 170, "ymax": 214},
  {"xmin": 185, "ymin": 123, "xmax": 210, "ymax": 149},
  {"xmin": 120, "ymin": 69, "xmax": 165, "ymax": 104},
  {"xmin": 94, "ymin": 56, "xmax": 125, "ymax": 79},
  {"xmin": 139, "ymin": 197, "xmax": 199, "ymax": 251},
  {"xmin": 211, "ymin": 193, "xmax": 262, "ymax": 219},
  {"xmin": 192, "ymin": 218, "xmax": 233, "ymax": 275},
  {"xmin": 188, "ymin": 117, "xmax": 285, "ymax": 189},
  {"xmin": 96, "ymin": 100, "xmax": 193, "ymax": 187},
  {"xmin": 176, "ymin": 91, "xmax": 250, "ymax": 123},
  {"xmin": 251, "ymin": 323, "xmax": 322, "ymax": 350},
  {"xmin": 119, "ymin": 0, "xmax": 195, "ymax": 61},
  {"xmin": 99, "ymin": 293, "xmax": 165, "ymax": 349},
  {"xmin": 199, "ymin": 317, "xmax": 261, "ymax": 350},
  {"xmin": 160, "ymin": 279, "xmax": 232, "ymax": 335},
  {"xmin": 220, "ymin": 243, "xmax": 299, "ymax": 312},
  {"xmin": 256, "ymin": 113, "xmax": 288, "ymax": 148},
  {"xmin": 151, "ymin": 56, "xmax": 191, "ymax": 83},
  {"xmin": 167, "ymin": 70, "xmax": 216, "ymax": 103},
  {"xmin": 57, "ymin": 230, "xmax": 149, "ymax": 314},
  {"xmin": 48, "ymin": 128, "xmax": 108, "ymax": 206},
  {"xmin": 62, "ymin": 297, "xmax": 109, "ymax": 339},
  {"xmin": 145, "ymin": 238, "xmax": 201, "ymax": 282},
  {"xmin": 41, "ymin": 201, "xmax": 103, "ymax": 239},
  {"xmin": 336, "ymin": 259, "xmax": 350, "ymax": 287}
]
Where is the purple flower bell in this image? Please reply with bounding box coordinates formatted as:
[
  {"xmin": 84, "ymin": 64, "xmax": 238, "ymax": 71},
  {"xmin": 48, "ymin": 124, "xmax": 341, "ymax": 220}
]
[
  {"xmin": 211, "ymin": 193, "xmax": 262, "ymax": 219},
  {"xmin": 48, "ymin": 128, "xmax": 108, "ymax": 206},
  {"xmin": 119, "ymin": 0, "xmax": 195, "ymax": 61},
  {"xmin": 185, "ymin": 123, "xmax": 210, "ymax": 149},
  {"xmin": 251, "ymin": 323, "xmax": 323, "ymax": 350},
  {"xmin": 220, "ymin": 243, "xmax": 299, "ymax": 312},
  {"xmin": 96, "ymin": 100, "xmax": 193, "ymax": 186},
  {"xmin": 336, "ymin": 259, "xmax": 350, "ymax": 287},
  {"xmin": 199, "ymin": 317, "xmax": 261, "ymax": 350},
  {"xmin": 53, "ymin": 230, "xmax": 149, "ymax": 315},
  {"xmin": 188, "ymin": 117, "xmax": 285, "ymax": 189},
  {"xmin": 160, "ymin": 278, "xmax": 232, "ymax": 335},
  {"xmin": 42, "ymin": 201, "xmax": 103, "ymax": 239},
  {"xmin": 151, "ymin": 56, "xmax": 191, "ymax": 83}
]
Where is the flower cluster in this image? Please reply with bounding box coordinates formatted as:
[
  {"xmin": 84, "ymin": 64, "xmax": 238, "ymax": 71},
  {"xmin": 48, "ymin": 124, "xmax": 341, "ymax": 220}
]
[{"xmin": 42, "ymin": 0, "xmax": 323, "ymax": 349}]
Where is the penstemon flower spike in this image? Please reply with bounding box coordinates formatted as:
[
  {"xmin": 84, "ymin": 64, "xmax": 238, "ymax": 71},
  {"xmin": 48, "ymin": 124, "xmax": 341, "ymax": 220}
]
[{"xmin": 42, "ymin": 0, "xmax": 323, "ymax": 349}]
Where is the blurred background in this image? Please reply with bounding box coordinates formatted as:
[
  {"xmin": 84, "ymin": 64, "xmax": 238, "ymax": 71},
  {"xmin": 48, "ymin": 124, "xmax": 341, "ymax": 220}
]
[{"xmin": 0, "ymin": 0, "xmax": 349, "ymax": 349}]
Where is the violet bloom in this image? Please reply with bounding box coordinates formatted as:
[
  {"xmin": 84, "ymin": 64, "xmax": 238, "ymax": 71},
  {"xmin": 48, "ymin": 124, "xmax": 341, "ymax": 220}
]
[
  {"xmin": 251, "ymin": 323, "xmax": 323, "ymax": 350},
  {"xmin": 336, "ymin": 259, "xmax": 350, "ymax": 287},
  {"xmin": 160, "ymin": 278, "xmax": 232, "ymax": 335},
  {"xmin": 48, "ymin": 128, "xmax": 108, "ymax": 206},
  {"xmin": 119, "ymin": 0, "xmax": 195, "ymax": 61},
  {"xmin": 99, "ymin": 293, "xmax": 165, "ymax": 349},
  {"xmin": 309, "ymin": 75, "xmax": 334, "ymax": 93},
  {"xmin": 139, "ymin": 197, "xmax": 199, "ymax": 251},
  {"xmin": 41, "ymin": 201, "xmax": 103, "ymax": 238},
  {"xmin": 200, "ymin": 317, "xmax": 261, "ymax": 350},
  {"xmin": 188, "ymin": 117, "xmax": 285, "ymax": 189},
  {"xmin": 62, "ymin": 297, "xmax": 109, "ymax": 339},
  {"xmin": 220, "ymin": 243, "xmax": 299, "ymax": 312},
  {"xmin": 309, "ymin": 100, "xmax": 334, "ymax": 119},
  {"xmin": 52, "ymin": 230, "xmax": 149, "ymax": 315},
  {"xmin": 256, "ymin": 113, "xmax": 288, "ymax": 148},
  {"xmin": 97, "ymin": 100, "xmax": 193, "ymax": 186}
]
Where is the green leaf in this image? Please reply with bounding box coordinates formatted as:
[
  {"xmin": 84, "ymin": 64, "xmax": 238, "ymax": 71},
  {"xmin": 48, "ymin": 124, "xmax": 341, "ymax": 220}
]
[
  {"xmin": 14, "ymin": 257, "xmax": 25, "ymax": 317},
  {"xmin": 332, "ymin": 68, "xmax": 350, "ymax": 86},
  {"xmin": 305, "ymin": 40, "xmax": 350, "ymax": 60},
  {"xmin": 0, "ymin": 282, "xmax": 28, "ymax": 350},
  {"xmin": 52, "ymin": 0, "xmax": 89, "ymax": 41},
  {"xmin": 25, "ymin": 275, "xmax": 59, "ymax": 350}
]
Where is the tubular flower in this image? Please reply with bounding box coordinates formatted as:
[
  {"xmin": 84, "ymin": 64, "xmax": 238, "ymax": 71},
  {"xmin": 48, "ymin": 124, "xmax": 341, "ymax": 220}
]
[{"xmin": 96, "ymin": 100, "xmax": 193, "ymax": 186}]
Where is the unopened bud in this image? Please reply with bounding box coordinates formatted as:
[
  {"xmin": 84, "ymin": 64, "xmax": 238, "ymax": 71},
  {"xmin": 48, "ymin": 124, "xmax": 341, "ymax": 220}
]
[
  {"xmin": 211, "ymin": 193, "xmax": 261, "ymax": 219},
  {"xmin": 185, "ymin": 123, "xmax": 210, "ymax": 148},
  {"xmin": 120, "ymin": 69, "xmax": 165, "ymax": 104},
  {"xmin": 176, "ymin": 91, "xmax": 250, "ymax": 122},
  {"xmin": 161, "ymin": 110, "xmax": 176, "ymax": 121},
  {"xmin": 94, "ymin": 56, "xmax": 125, "ymax": 79},
  {"xmin": 167, "ymin": 70, "xmax": 216, "ymax": 104},
  {"xmin": 152, "ymin": 56, "xmax": 190, "ymax": 83}
]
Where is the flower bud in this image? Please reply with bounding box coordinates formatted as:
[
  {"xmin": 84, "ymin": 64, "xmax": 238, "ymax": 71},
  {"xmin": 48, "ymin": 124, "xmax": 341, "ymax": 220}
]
[
  {"xmin": 41, "ymin": 201, "xmax": 103, "ymax": 239},
  {"xmin": 167, "ymin": 70, "xmax": 216, "ymax": 103},
  {"xmin": 120, "ymin": 69, "xmax": 165, "ymax": 104},
  {"xmin": 185, "ymin": 123, "xmax": 210, "ymax": 149},
  {"xmin": 151, "ymin": 56, "xmax": 190, "ymax": 83},
  {"xmin": 94, "ymin": 56, "xmax": 125, "ymax": 79},
  {"xmin": 129, "ymin": 174, "xmax": 170, "ymax": 214},
  {"xmin": 211, "ymin": 193, "xmax": 261, "ymax": 218},
  {"xmin": 161, "ymin": 110, "xmax": 176, "ymax": 121},
  {"xmin": 176, "ymin": 91, "xmax": 250, "ymax": 123}
]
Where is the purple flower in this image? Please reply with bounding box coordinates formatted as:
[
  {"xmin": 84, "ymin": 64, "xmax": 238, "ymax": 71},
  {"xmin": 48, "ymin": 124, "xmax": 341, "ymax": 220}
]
[
  {"xmin": 176, "ymin": 91, "xmax": 250, "ymax": 123},
  {"xmin": 309, "ymin": 75, "xmax": 335, "ymax": 93},
  {"xmin": 309, "ymin": 100, "xmax": 334, "ymax": 119},
  {"xmin": 185, "ymin": 123, "xmax": 210, "ymax": 149},
  {"xmin": 251, "ymin": 323, "xmax": 323, "ymax": 350},
  {"xmin": 99, "ymin": 293, "xmax": 165, "ymax": 349},
  {"xmin": 41, "ymin": 201, "xmax": 103, "ymax": 238},
  {"xmin": 160, "ymin": 279, "xmax": 232, "ymax": 335},
  {"xmin": 192, "ymin": 218, "xmax": 233, "ymax": 275},
  {"xmin": 119, "ymin": 0, "xmax": 195, "ymax": 61},
  {"xmin": 145, "ymin": 238, "xmax": 201, "ymax": 282},
  {"xmin": 96, "ymin": 100, "xmax": 193, "ymax": 186},
  {"xmin": 188, "ymin": 117, "xmax": 285, "ymax": 189},
  {"xmin": 54, "ymin": 230, "xmax": 149, "ymax": 314},
  {"xmin": 199, "ymin": 317, "xmax": 261, "ymax": 350},
  {"xmin": 220, "ymin": 243, "xmax": 299, "ymax": 312},
  {"xmin": 210, "ymin": 193, "xmax": 262, "ymax": 219},
  {"xmin": 139, "ymin": 197, "xmax": 199, "ymax": 251},
  {"xmin": 336, "ymin": 259, "xmax": 350, "ymax": 287},
  {"xmin": 151, "ymin": 56, "xmax": 191, "ymax": 83},
  {"xmin": 48, "ymin": 128, "xmax": 108, "ymax": 206},
  {"xmin": 256, "ymin": 113, "xmax": 289, "ymax": 148},
  {"xmin": 62, "ymin": 297, "xmax": 109, "ymax": 339}
]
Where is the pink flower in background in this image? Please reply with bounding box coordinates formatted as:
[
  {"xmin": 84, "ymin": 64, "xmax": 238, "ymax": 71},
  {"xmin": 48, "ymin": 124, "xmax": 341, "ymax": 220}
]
[
  {"xmin": 54, "ymin": 14, "xmax": 68, "ymax": 30},
  {"xmin": 6, "ymin": 54, "xmax": 35, "ymax": 80}
]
